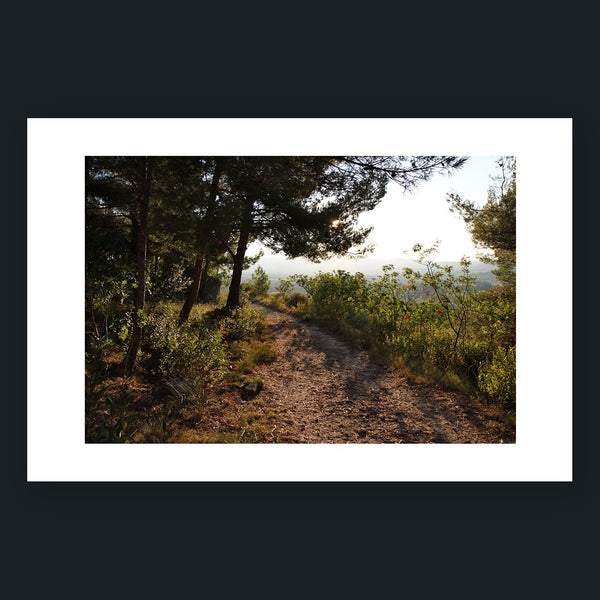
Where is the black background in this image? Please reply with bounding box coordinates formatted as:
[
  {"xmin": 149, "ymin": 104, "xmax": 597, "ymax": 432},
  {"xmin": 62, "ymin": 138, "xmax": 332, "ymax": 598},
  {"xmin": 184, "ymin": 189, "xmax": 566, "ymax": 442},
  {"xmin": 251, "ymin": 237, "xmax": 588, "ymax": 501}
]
[{"xmin": 2, "ymin": 3, "xmax": 596, "ymax": 598}]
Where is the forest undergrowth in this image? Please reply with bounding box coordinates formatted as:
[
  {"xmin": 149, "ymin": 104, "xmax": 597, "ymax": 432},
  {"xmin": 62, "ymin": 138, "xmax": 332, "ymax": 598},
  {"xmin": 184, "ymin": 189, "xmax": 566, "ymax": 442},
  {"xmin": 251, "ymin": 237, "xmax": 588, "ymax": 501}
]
[{"xmin": 85, "ymin": 296, "xmax": 278, "ymax": 443}]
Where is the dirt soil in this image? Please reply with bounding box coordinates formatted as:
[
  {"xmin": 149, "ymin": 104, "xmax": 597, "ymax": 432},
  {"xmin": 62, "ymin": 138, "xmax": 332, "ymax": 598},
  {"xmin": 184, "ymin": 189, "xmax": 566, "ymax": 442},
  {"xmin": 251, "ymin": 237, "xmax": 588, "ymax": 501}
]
[{"xmin": 250, "ymin": 306, "xmax": 513, "ymax": 444}]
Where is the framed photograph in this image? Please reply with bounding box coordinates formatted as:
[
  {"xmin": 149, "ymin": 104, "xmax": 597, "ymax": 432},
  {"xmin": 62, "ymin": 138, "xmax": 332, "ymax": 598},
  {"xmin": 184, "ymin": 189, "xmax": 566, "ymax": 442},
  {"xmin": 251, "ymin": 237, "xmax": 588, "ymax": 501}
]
[{"xmin": 27, "ymin": 118, "xmax": 572, "ymax": 482}]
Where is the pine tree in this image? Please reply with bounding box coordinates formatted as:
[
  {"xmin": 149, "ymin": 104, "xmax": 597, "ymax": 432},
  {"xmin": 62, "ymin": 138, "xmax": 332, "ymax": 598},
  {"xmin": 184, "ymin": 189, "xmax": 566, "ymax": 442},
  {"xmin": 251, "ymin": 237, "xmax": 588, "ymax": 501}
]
[
  {"xmin": 220, "ymin": 156, "xmax": 467, "ymax": 309},
  {"xmin": 446, "ymin": 156, "xmax": 516, "ymax": 286}
]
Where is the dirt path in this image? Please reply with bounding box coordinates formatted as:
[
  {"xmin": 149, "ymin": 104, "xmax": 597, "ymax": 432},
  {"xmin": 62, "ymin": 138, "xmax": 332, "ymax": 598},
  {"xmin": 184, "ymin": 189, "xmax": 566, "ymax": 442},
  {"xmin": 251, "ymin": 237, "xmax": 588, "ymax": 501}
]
[{"xmin": 250, "ymin": 306, "xmax": 511, "ymax": 443}]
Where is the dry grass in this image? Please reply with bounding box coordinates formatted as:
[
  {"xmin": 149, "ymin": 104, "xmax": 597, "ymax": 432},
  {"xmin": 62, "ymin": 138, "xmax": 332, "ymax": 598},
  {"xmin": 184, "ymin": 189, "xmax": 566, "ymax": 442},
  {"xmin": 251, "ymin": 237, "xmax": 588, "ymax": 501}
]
[
  {"xmin": 226, "ymin": 339, "xmax": 277, "ymax": 385},
  {"xmin": 86, "ymin": 300, "xmax": 280, "ymax": 444}
]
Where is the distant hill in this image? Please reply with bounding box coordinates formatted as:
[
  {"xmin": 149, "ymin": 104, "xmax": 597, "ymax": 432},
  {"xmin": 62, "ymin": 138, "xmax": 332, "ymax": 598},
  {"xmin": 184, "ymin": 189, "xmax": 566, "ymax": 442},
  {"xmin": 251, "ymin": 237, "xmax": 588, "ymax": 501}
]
[{"xmin": 242, "ymin": 255, "xmax": 498, "ymax": 292}]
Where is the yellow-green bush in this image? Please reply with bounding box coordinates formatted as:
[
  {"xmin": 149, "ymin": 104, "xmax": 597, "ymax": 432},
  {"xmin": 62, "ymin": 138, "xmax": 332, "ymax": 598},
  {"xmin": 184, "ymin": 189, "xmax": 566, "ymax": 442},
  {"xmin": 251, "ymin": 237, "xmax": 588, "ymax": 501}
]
[
  {"xmin": 143, "ymin": 303, "xmax": 227, "ymax": 384},
  {"xmin": 220, "ymin": 302, "xmax": 266, "ymax": 342},
  {"xmin": 283, "ymin": 260, "xmax": 515, "ymax": 409},
  {"xmin": 478, "ymin": 346, "xmax": 516, "ymax": 410}
]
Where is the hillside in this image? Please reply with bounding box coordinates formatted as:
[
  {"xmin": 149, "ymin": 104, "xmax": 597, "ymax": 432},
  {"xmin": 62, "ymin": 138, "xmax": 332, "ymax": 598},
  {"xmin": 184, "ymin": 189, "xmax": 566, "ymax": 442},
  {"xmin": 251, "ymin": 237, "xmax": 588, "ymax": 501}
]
[{"xmin": 243, "ymin": 256, "xmax": 498, "ymax": 292}]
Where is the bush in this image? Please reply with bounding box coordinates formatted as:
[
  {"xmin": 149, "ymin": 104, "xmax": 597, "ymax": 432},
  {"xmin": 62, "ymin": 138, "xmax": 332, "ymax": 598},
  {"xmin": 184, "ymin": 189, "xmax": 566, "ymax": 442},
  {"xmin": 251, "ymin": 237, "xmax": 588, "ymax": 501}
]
[
  {"xmin": 478, "ymin": 346, "xmax": 516, "ymax": 410},
  {"xmin": 276, "ymin": 277, "xmax": 294, "ymax": 295},
  {"xmin": 287, "ymin": 253, "xmax": 515, "ymax": 410},
  {"xmin": 221, "ymin": 303, "xmax": 265, "ymax": 342},
  {"xmin": 143, "ymin": 303, "xmax": 227, "ymax": 385},
  {"xmin": 287, "ymin": 291, "xmax": 308, "ymax": 308}
]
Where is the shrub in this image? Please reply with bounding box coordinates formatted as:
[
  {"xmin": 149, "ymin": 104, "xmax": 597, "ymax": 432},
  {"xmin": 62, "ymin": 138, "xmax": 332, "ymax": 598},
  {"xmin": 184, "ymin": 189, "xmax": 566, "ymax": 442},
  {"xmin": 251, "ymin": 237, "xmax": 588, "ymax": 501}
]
[
  {"xmin": 478, "ymin": 346, "xmax": 516, "ymax": 410},
  {"xmin": 276, "ymin": 277, "xmax": 294, "ymax": 295},
  {"xmin": 286, "ymin": 249, "xmax": 515, "ymax": 412},
  {"xmin": 221, "ymin": 303, "xmax": 265, "ymax": 342},
  {"xmin": 143, "ymin": 304, "xmax": 227, "ymax": 385},
  {"xmin": 259, "ymin": 293, "xmax": 289, "ymax": 313},
  {"xmin": 287, "ymin": 291, "xmax": 308, "ymax": 308},
  {"xmin": 150, "ymin": 263, "xmax": 191, "ymax": 300}
]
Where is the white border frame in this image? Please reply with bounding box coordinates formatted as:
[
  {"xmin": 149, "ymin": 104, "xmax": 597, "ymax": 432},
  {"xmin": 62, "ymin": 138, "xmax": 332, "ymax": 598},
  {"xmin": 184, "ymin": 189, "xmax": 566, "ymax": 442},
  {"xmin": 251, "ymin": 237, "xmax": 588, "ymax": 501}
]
[{"xmin": 27, "ymin": 118, "xmax": 572, "ymax": 481}]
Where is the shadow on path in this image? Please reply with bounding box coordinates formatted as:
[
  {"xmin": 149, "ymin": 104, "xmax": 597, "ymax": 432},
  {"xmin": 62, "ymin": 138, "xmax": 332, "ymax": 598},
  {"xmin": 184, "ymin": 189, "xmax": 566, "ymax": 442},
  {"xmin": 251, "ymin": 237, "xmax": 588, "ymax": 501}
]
[{"xmin": 252, "ymin": 305, "xmax": 510, "ymax": 444}]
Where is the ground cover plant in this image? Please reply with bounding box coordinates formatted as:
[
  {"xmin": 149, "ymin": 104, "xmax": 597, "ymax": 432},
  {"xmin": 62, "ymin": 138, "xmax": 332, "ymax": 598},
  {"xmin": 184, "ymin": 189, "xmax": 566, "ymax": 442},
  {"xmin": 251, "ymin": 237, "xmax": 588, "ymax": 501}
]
[{"xmin": 85, "ymin": 298, "xmax": 278, "ymax": 443}]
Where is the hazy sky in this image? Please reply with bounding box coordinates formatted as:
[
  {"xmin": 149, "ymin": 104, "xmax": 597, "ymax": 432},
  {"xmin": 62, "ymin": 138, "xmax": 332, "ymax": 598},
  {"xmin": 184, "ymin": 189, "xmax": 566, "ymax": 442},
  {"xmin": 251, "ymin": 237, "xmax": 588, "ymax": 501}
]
[{"xmin": 248, "ymin": 155, "xmax": 500, "ymax": 271}]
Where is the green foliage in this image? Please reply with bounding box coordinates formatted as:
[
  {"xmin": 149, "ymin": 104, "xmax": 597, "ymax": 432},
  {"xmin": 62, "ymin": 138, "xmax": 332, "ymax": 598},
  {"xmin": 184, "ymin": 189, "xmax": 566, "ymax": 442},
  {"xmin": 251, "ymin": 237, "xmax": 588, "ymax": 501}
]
[
  {"xmin": 85, "ymin": 155, "xmax": 514, "ymax": 441},
  {"xmin": 447, "ymin": 156, "xmax": 516, "ymax": 287},
  {"xmin": 248, "ymin": 266, "xmax": 271, "ymax": 298},
  {"xmin": 85, "ymin": 333, "xmax": 118, "ymax": 379},
  {"xmin": 150, "ymin": 263, "xmax": 192, "ymax": 300},
  {"xmin": 276, "ymin": 277, "xmax": 295, "ymax": 295},
  {"xmin": 260, "ymin": 293, "xmax": 290, "ymax": 313},
  {"xmin": 297, "ymin": 270, "xmax": 370, "ymax": 324},
  {"xmin": 287, "ymin": 245, "xmax": 515, "ymax": 408},
  {"xmin": 143, "ymin": 302, "xmax": 227, "ymax": 384},
  {"xmin": 85, "ymin": 378, "xmax": 138, "ymax": 443},
  {"xmin": 86, "ymin": 275, "xmax": 132, "ymax": 339},
  {"xmin": 473, "ymin": 286, "xmax": 516, "ymax": 351},
  {"xmin": 220, "ymin": 302, "xmax": 265, "ymax": 342},
  {"xmin": 415, "ymin": 243, "xmax": 477, "ymax": 355},
  {"xmin": 478, "ymin": 347, "xmax": 516, "ymax": 410},
  {"xmin": 85, "ymin": 297, "xmax": 278, "ymax": 443},
  {"xmin": 87, "ymin": 155, "xmax": 469, "ymax": 344},
  {"xmin": 287, "ymin": 291, "xmax": 308, "ymax": 308},
  {"xmin": 226, "ymin": 339, "xmax": 277, "ymax": 385}
]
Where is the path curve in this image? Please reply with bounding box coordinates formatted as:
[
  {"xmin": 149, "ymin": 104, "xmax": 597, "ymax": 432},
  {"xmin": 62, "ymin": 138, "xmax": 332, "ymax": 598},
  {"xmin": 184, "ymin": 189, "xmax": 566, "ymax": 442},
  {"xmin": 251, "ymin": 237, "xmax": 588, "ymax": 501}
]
[{"xmin": 251, "ymin": 306, "xmax": 510, "ymax": 443}]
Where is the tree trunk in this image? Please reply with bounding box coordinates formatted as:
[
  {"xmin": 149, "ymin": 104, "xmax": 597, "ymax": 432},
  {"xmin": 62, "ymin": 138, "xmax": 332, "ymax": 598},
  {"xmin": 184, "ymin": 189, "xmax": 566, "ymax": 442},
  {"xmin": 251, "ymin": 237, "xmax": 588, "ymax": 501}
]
[
  {"xmin": 179, "ymin": 158, "xmax": 223, "ymax": 324},
  {"xmin": 178, "ymin": 250, "xmax": 205, "ymax": 324},
  {"xmin": 226, "ymin": 204, "xmax": 252, "ymax": 311},
  {"xmin": 88, "ymin": 300, "xmax": 99, "ymax": 338},
  {"xmin": 198, "ymin": 259, "xmax": 210, "ymax": 300},
  {"xmin": 123, "ymin": 157, "xmax": 155, "ymax": 374}
]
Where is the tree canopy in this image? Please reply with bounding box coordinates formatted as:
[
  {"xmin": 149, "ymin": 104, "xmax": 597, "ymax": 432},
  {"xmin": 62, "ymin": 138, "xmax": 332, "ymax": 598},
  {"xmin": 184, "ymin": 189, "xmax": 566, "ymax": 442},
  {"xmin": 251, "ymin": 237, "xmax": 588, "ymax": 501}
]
[
  {"xmin": 446, "ymin": 156, "xmax": 516, "ymax": 286},
  {"xmin": 86, "ymin": 155, "xmax": 467, "ymax": 367}
]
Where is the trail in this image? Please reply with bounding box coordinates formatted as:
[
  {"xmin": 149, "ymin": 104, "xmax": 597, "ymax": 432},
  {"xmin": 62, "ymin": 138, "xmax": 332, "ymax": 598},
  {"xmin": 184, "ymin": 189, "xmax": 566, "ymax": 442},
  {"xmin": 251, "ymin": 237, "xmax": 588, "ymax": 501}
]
[{"xmin": 250, "ymin": 306, "xmax": 511, "ymax": 443}]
